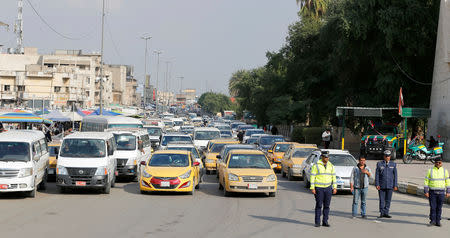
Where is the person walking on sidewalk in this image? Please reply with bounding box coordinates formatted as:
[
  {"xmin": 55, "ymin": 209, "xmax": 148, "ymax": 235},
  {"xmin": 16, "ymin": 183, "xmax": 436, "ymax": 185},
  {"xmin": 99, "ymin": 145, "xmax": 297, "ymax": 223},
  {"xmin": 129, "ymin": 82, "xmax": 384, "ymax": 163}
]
[
  {"xmin": 322, "ymin": 129, "xmax": 332, "ymax": 149},
  {"xmin": 350, "ymin": 156, "xmax": 372, "ymax": 219},
  {"xmin": 310, "ymin": 151, "xmax": 337, "ymax": 227},
  {"xmin": 424, "ymin": 157, "xmax": 450, "ymax": 227},
  {"xmin": 375, "ymin": 150, "xmax": 398, "ymax": 218}
]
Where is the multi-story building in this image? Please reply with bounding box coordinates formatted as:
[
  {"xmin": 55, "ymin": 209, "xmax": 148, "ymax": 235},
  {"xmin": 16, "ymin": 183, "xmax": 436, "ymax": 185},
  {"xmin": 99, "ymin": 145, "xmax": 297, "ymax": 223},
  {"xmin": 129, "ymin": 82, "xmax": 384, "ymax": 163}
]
[{"xmin": 0, "ymin": 47, "xmax": 138, "ymax": 109}]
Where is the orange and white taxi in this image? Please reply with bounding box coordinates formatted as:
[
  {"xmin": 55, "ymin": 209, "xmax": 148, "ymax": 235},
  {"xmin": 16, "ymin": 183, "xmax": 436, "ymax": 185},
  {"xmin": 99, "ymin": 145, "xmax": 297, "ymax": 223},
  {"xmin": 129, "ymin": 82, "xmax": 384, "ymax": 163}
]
[
  {"xmin": 267, "ymin": 142, "xmax": 298, "ymax": 172},
  {"xmin": 281, "ymin": 144, "xmax": 317, "ymax": 180}
]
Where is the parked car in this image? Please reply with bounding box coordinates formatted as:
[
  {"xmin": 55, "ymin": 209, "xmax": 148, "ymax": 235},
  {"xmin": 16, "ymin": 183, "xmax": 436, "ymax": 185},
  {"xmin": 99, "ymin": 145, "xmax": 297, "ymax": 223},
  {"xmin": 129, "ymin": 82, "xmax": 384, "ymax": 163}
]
[{"xmin": 280, "ymin": 144, "xmax": 317, "ymax": 180}]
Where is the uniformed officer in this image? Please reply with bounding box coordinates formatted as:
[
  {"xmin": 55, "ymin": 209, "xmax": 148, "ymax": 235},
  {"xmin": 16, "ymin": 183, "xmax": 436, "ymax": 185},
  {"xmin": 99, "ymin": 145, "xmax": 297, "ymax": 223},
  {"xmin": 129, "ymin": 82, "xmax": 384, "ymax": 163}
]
[
  {"xmin": 424, "ymin": 157, "xmax": 450, "ymax": 227},
  {"xmin": 310, "ymin": 150, "xmax": 337, "ymax": 227},
  {"xmin": 375, "ymin": 150, "xmax": 398, "ymax": 218}
]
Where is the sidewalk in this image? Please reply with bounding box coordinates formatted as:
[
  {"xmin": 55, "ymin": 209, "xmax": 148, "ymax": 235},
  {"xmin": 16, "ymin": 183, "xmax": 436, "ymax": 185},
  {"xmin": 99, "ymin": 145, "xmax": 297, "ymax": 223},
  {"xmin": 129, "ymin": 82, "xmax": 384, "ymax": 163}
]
[{"xmin": 365, "ymin": 159, "xmax": 450, "ymax": 204}]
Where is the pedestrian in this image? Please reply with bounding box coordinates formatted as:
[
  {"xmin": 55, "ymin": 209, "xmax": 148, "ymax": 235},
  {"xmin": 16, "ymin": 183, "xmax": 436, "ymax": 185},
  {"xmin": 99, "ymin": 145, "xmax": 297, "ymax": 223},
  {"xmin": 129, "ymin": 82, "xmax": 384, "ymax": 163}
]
[
  {"xmin": 322, "ymin": 129, "xmax": 331, "ymax": 149},
  {"xmin": 237, "ymin": 130, "xmax": 244, "ymax": 143},
  {"xmin": 424, "ymin": 156, "xmax": 450, "ymax": 227},
  {"xmin": 271, "ymin": 125, "xmax": 278, "ymax": 135},
  {"xmin": 375, "ymin": 150, "xmax": 398, "ymax": 218},
  {"xmin": 310, "ymin": 150, "xmax": 337, "ymax": 227},
  {"xmin": 427, "ymin": 136, "xmax": 438, "ymax": 148},
  {"xmin": 350, "ymin": 156, "xmax": 372, "ymax": 219}
]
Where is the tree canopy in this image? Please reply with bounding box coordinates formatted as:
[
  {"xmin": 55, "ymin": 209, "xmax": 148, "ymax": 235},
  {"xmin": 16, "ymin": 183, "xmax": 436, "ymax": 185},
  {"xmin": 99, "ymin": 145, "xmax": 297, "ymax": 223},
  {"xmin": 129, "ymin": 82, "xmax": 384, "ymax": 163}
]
[{"xmin": 197, "ymin": 92, "xmax": 235, "ymax": 115}]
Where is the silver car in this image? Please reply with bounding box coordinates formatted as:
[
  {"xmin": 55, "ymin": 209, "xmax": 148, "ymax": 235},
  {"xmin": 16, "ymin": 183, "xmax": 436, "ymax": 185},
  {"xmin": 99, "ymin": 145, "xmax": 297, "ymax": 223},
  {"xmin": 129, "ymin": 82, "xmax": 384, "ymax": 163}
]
[{"xmin": 302, "ymin": 149, "xmax": 357, "ymax": 191}]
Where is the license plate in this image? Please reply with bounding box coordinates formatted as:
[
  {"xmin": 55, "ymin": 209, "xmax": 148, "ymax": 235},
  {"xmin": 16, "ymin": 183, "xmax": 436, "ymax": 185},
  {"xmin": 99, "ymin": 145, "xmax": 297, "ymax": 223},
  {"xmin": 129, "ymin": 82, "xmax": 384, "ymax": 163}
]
[
  {"xmin": 75, "ymin": 181, "xmax": 86, "ymax": 186},
  {"xmin": 248, "ymin": 184, "xmax": 258, "ymax": 189},
  {"xmin": 48, "ymin": 169, "xmax": 54, "ymax": 175},
  {"xmin": 161, "ymin": 181, "xmax": 170, "ymax": 187},
  {"xmin": 0, "ymin": 184, "xmax": 8, "ymax": 189}
]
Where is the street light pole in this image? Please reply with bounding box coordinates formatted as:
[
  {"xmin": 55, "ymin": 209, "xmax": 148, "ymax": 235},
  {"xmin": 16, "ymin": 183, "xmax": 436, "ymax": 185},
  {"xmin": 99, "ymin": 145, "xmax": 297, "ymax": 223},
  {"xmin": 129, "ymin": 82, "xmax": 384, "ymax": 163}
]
[
  {"xmin": 141, "ymin": 34, "xmax": 152, "ymax": 111},
  {"xmin": 99, "ymin": 0, "xmax": 105, "ymax": 115},
  {"xmin": 153, "ymin": 50, "xmax": 162, "ymax": 113},
  {"xmin": 178, "ymin": 76, "xmax": 184, "ymax": 93}
]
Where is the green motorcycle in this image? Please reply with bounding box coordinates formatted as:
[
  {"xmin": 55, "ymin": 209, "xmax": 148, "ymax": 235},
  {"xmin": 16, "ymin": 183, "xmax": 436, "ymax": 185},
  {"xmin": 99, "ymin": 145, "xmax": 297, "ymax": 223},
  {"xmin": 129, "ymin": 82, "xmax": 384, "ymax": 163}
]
[{"xmin": 403, "ymin": 136, "xmax": 444, "ymax": 164}]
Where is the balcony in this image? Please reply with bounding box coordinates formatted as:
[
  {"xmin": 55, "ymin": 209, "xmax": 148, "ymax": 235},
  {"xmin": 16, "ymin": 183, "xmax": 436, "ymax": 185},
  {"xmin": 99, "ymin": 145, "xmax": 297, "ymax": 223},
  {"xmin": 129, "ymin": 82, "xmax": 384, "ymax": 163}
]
[{"xmin": 0, "ymin": 70, "xmax": 17, "ymax": 77}]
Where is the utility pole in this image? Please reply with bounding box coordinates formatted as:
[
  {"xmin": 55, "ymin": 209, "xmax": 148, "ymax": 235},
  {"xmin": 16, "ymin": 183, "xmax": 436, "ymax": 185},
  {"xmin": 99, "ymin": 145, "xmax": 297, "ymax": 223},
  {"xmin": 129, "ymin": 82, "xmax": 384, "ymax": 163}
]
[
  {"xmin": 178, "ymin": 76, "xmax": 184, "ymax": 93},
  {"xmin": 141, "ymin": 34, "xmax": 152, "ymax": 109},
  {"xmin": 153, "ymin": 50, "xmax": 162, "ymax": 113},
  {"xmin": 14, "ymin": 0, "xmax": 24, "ymax": 54},
  {"xmin": 99, "ymin": 0, "xmax": 105, "ymax": 115}
]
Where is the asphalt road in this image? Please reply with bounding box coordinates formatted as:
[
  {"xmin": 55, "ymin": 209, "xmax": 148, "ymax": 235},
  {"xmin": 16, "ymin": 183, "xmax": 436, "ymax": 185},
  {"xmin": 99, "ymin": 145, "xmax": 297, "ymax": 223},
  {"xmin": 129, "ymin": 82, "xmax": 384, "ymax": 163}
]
[{"xmin": 0, "ymin": 174, "xmax": 449, "ymax": 238}]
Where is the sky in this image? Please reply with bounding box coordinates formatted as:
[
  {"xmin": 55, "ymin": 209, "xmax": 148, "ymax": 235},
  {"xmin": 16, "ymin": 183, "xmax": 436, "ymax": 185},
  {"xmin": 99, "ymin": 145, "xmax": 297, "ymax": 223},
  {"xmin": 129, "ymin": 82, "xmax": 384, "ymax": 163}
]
[{"xmin": 0, "ymin": 0, "xmax": 299, "ymax": 95}]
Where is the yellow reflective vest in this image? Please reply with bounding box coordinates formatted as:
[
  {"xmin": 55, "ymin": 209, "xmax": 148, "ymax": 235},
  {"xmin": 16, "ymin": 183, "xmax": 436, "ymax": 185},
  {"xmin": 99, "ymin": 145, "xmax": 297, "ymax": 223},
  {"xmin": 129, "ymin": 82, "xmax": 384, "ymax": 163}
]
[
  {"xmin": 424, "ymin": 166, "xmax": 450, "ymax": 194},
  {"xmin": 310, "ymin": 159, "xmax": 337, "ymax": 189}
]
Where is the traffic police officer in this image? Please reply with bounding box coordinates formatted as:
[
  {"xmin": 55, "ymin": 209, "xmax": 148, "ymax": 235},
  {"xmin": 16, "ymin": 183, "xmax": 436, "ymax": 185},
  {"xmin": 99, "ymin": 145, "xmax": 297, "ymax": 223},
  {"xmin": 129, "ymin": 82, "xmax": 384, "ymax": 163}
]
[
  {"xmin": 375, "ymin": 150, "xmax": 398, "ymax": 218},
  {"xmin": 310, "ymin": 150, "xmax": 337, "ymax": 227},
  {"xmin": 424, "ymin": 156, "xmax": 450, "ymax": 227}
]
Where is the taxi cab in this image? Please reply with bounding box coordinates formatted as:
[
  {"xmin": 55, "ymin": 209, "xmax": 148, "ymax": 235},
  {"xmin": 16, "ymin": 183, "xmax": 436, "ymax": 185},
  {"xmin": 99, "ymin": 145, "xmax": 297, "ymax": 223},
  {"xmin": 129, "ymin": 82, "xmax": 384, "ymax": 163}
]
[
  {"xmin": 218, "ymin": 149, "xmax": 277, "ymax": 197},
  {"xmin": 281, "ymin": 144, "xmax": 317, "ymax": 180},
  {"xmin": 267, "ymin": 142, "xmax": 298, "ymax": 172},
  {"xmin": 47, "ymin": 141, "xmax": 61, "ymax": 181},
  {"xmin": 139, "ymin": 150, "xmax": 200, "ymax": 195},
  {"xmin": 203, "ymin": 139, "xmax": 239, "ymax": 174}
]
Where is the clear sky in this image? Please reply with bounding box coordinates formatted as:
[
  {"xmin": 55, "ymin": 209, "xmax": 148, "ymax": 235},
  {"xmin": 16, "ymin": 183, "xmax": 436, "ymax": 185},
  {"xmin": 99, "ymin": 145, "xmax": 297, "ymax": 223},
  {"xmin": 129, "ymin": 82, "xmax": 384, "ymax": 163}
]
[{"xmin": 0, "ymin": 0, "xmax": 299, "ymax": 95}]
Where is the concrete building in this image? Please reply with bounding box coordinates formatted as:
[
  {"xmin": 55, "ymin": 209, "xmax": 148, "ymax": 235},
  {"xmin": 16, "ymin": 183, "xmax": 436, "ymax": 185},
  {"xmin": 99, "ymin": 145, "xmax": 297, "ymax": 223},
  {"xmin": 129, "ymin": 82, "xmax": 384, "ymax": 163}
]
[
  {"xmin": 0, "ymin": 48, "xmax": 138, "ymax": 109},
  {"xmin": 183, "ymin": 88, "xmax": 196, "ymax": 105},
  {"xmin": 428, "ymin": 0, "xmax": 450, "ymax": 160}
]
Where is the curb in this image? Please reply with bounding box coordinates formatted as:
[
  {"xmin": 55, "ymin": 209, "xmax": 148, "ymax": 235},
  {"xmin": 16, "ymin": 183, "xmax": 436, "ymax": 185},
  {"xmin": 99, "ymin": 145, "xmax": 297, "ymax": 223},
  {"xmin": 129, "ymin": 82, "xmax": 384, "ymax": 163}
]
[{"xmin": 369, "ymin": 177, "xmax": 450, "ymax": 204}]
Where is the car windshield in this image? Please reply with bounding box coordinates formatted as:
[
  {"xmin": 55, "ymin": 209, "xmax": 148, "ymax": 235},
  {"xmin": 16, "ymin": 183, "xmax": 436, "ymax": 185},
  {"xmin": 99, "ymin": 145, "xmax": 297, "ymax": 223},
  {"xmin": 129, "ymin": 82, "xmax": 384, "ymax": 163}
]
[
  {"xmin": 146, "ymin": 128, "xmax": 162, "ymax": 136},
  {"xmin": 108, "ymin": 124, "xmax": 143, "ymax": 128},
  {"xmin": 173, "ymin": 121, "xmax": 183, "ymax": 126},
  {"xmin": 181, "ymin": 128, "xmax": 194, "ymax": 133},
  {"xmin": 329, "ymin": 154, "xmax": 357, "ymax": 166},
  {"xmin": 194, "ymin": 131, "xmax": 221, "ymax": 140},
  {"xmin": 293, "ymin": 148, "xmax": 315, "ymax": 157},
  {"xmin": 216, "ymin": 125, "xmax": 231, "ymax": 130},
  {"xmin": 0, "ymin": 142, "xmax": 30, "ymax": 162},
  {"xmin": 246, "ymin": 130, "xmax": 265, "ymax": 136},
  {"xmin": 246, "ymin": 138, "xmax": 257, "ymax": 144},
  {"xmin": 365, "ymin": 126, "xmax": 395, "ymax": 136},
  {"xmin": 211, "ymin": 143, "xmax": 228, "ymax": 153},
  {"xmin": 228, "ymin": 154, "xmax": 271, "ymax": 169},
  {"xmin": 164, "ymin": 121, "xmax": 174, "ymax": 126},
  {"xmin": 114, "ymin": 134, "xmax": 136, "ymax": 151},
  {"xmin": 60, "ymin": 139, "xmax": 106, "ymax": 158},
  {"xmin": 260, "ymin": 137, "xmax": 284, "ymax": 145},
  {"xmin": 168, "ymin": 147, "xmax": 200, "ymax": 158},
  {"xmin": 238, "ymin": 126, "xmax": 253, "ymax": 131},
  {"xmin": 162, "ymin": 136, "xmax": 192, "ymax": 146},
  {"xmin": 274, "ymin": 144, "xmax": 290, "ymax": 152},
  {"xmin": 148, "ymin": 153, "xmax": 189, "ymax": 167},
  {"xmin": 231, "ymin": 123, "xmax": 244, "ymax": 129},
  {"xmin": 49, "ymin": 146, "xmax": 59, "ymax": 156}
]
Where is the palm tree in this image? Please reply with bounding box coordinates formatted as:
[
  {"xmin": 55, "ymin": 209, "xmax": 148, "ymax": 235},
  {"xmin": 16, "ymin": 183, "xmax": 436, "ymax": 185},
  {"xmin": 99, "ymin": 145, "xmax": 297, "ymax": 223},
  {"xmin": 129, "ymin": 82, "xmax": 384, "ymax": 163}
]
[{"xmin": 296, "ymin": 0, "xmax": 329, "ymax": 18}]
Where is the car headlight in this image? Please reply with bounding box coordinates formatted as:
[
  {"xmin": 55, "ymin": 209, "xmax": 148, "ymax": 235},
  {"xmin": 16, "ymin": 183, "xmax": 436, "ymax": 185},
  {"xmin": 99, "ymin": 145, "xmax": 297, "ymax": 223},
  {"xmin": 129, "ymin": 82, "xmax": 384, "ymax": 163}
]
[
  {"xmin": 142, "ymin": 170, "xmax": 152, "ymax": 178},
  {"xmin": 266, "ymin": 174, "xmax": 276, "ymax": 182},
  {"xmin": 292, "ymin": 164, "xmax": 302, "ymax": 168},
  {"xmin": 95, "ymin": 166, "xmax": 108, "ymax": 176},
  {"xmin": 56, "ymin": 165, "xmax": 68, "ymax": 175},
  {"xmin": 18, "ymin": 167, "xmax": 33, "ymax": 178},
  {"xmin": 206, "ymin": 159, "xmax": 215, "ymax": 163},
  {"xmin": 228, "ymin": 173, "xmax": 239, "ymax": 181},
  {"xmin": 179, "ymin": 170, "xmax": 191, "ymax": 179}
]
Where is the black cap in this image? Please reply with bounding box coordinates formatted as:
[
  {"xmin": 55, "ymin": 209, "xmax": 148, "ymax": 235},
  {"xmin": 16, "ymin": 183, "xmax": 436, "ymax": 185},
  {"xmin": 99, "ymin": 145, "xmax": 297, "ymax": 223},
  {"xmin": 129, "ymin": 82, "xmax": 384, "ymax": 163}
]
[
  {"xmin": 434, "ymin": 157, "xmax": 443, "ymax": 162},
  {"xmin": 321, "ymin": 151, "xmax": 329, "ymax": 158}
]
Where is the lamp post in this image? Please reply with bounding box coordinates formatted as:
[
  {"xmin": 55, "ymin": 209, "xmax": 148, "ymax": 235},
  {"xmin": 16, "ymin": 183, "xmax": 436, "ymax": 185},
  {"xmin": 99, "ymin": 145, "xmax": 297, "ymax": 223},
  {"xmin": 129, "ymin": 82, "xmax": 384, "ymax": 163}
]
[
  {"xmin": 99, "ymin": 0, "xmax": 105, "ymax": 115},
  {"xmin": 153, "ymin": 50, "xmax": 162, "ymax": 113},
  {"xmin": 141, "ymin": 34, "xmax": 152, "ymax": 110}
]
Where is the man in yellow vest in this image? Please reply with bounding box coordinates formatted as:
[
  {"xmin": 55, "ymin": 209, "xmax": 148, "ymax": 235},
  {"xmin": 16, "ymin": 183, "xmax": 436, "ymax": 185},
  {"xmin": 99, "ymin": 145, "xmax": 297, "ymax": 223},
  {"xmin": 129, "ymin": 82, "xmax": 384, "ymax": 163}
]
[
  {"xmin": 310, "ymin": 150, "xmax": 337, "ymax": 227},
  {"xmin": 424, "ymin": 156, "xmax": 450, "ymax": 227}
]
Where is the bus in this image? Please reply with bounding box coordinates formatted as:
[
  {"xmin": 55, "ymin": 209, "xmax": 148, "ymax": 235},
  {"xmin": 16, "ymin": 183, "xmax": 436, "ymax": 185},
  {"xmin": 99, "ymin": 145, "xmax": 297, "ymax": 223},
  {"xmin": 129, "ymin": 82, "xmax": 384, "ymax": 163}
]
[{"xmin": 81, "ymin": 116, "xmax": 143, "ymax": 132}]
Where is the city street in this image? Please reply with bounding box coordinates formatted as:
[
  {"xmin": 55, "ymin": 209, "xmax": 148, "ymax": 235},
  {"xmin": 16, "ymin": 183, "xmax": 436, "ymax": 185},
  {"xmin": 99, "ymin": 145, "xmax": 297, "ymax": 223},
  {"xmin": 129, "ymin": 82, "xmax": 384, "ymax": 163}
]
[{"xmin": 1, "ymin": 174, "xmax": 448, "ymax": 238}]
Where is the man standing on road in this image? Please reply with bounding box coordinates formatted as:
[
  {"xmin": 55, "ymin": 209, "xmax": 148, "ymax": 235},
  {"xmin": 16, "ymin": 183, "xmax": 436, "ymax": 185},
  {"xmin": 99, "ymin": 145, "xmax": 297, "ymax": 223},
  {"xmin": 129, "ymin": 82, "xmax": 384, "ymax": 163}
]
[
  {"xmin": 375, "ymin": 150, "xmax": 398, "ymax": 218},
  {"xmin": 424, "ymin": 157, "xmax": 450, "ymax": 227},
  {"xmin": 310, "ymin": 151, "xmax": 337, "ymax": 227},
  {"xmin": 322, "ymin": 129, "xmax": 331, "ymax": 149},
  {"xmin": 237, "ymin": 130, "xmax": 244, "ymax": 143},
  {"xmin": 350, "ymin": 156, "xmax": 372, "ymax": 219}
]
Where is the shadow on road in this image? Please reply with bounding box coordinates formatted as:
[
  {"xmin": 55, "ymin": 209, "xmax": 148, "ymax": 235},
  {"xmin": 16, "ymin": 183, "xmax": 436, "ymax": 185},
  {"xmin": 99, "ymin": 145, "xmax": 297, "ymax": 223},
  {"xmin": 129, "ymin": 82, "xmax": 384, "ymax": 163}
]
[
  {"xmin": 249, "ymin": 215, "xmax": 315, "ymax": 226},
  {"xmin": 366, "ymin": 197, "xmax": 428, "ymax": 207},
  {"xmin": 0, "ymin": 192, "xmax": 27, "ymax": 200}
]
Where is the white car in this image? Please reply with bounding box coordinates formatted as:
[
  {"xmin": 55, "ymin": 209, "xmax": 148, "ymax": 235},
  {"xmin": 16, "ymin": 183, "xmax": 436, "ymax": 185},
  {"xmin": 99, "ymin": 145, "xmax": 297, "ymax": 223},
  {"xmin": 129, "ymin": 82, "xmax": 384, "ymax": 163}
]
[
  {"xmin": 193, "ymin": 127, "xmax": 221, "ymax": 151},
  {"xmin": 243, "ymin": 129, "xmax": 266, "ymax": 142},
  {"xmin": 56, "ymin": 132, "xmax": 117, "ymax": 194},
  {"xmin": 302, "ymin": 149, "xmax": 357, "ymax": 191},
  {"xmin": 0, "ymin": 130, "xmax": 49, "ymax": 197}
]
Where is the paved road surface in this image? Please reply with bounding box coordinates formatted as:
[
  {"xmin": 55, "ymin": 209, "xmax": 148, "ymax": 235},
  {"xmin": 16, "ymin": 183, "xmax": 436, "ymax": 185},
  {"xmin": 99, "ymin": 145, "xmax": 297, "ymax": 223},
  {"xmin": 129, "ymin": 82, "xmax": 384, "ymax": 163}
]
[{"xmin": 0, "ymin": 175, "xmax": 449, "ymax": 238}]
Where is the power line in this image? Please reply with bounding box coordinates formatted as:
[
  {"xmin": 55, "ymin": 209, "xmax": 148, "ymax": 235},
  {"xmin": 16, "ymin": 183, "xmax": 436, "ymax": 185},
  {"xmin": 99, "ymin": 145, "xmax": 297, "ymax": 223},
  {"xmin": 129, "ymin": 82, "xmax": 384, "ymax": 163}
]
[
  {"xmin": 390, "ymin": 53, "xmax": 432, "ymax": 86},
  {"xmin": 25, "ymin": 0, "xmax": 86, "ymax": 40},
  {"xmin": 105, "ymin": 19, "xmax": 123, "ymax": 63}
]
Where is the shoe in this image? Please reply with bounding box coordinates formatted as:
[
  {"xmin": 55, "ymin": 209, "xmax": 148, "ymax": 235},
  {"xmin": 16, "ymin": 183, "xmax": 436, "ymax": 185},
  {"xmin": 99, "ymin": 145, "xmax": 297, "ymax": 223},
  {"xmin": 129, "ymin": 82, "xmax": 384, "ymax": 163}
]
[
  {"xmin": 435, "ymin": 223, "xmax": 441, "ymax": 227},
  {"xmin": 352, "ymin": 216, "xmax": 357, "ymax": 219},
  {"xmin": 322, "ymin": 223, "xmax": 330, "ymax": 227},
  {"xmin": 361, "ymin": 215, "xmax": 367, "ymax": 219},
  {"xmin": 378, "ymin": 215, "xmax": 384, "ymax": 219},
  {"xmin": 428, "ymin": 222, "xmax": 436, "ymax": 227},
  {"xmin": 314, "ymin": 224, "xmax": 320, "ymax": 227},
  {"xmin": 383, "ymin": 214, "xmax": 392, "ymax": 218}
]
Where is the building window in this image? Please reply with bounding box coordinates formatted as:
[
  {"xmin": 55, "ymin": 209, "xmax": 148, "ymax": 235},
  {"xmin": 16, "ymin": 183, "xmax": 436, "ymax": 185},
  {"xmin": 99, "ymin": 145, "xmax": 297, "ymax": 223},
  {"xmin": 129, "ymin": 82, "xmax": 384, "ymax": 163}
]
[
  {"xmin": 86, "ymin": 91, "xmax": 90, "ymax": 97},
  {"xmin": 65, "ymin": 87, "xmax": 70, "ymax": 93},
  {"xmin": 95, "ymin": 92, "xmax": 99, "ymax": 96},
  {"xmin": 17, "ymin": 85, "xmax": 25, "ymax": 92},
  {"xmin": 54, "ymin": 86, "xmax": 61, "ymax": 92},
  {"xmin": 79, "ymin": 65, "xmax": 86, "ymax": 70},
  {"xmin": 4, "ymin": 85, "xmax": 10, "ymax": 91},
  {"xmin": 86, "ymin": 77, "xmax": 90, "ymax": 84}
]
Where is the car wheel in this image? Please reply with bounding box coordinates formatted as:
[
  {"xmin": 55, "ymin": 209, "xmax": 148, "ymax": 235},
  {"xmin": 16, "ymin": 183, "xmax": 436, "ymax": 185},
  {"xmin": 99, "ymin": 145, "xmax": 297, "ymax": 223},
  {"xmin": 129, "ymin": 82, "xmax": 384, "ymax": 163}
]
[
  {"xmin": 57, "ymin": 186, "xmax": 66, "ymax": 194},
  {"xmin": 195, "ymin": 178, "xmax": 200, "ymax": 189},
  {"xmin": 27, "ymin": 180, "xmax": 37, "ymax": 198},
  {"xmin": 288, "ymin": 169, "xmax": 294, "ymax": 181},
  {"xmin": 223, "ymin": 187, "xmax": 231, "ymax": 197},
  {"xmin": 38, "ymin": 172, "xmax": 47, "ymax": 190},
  {"xmin": 111, "ymin": 174, "xmax": 116, "ymax": 188},
  {"xmin": 140, "ymin": 190, "xmax": 146, "ymax": 195},
  {"xmin": 103, "ymin": 181, "xmax": 111, "ymax": 194},
  {"xmin": 304, "ymin": 176, "xmax": 310, "ymax": 188},
  {"xmin": 268, "ymin": 192, "xmax": 276, "ymax": 197},
  {"xmin": 188, "ymin": 184, "xmax": 195, "ymax": 195},
  {"xmin": 219, "ymin": 179, "xmax": 224, "ymax": 190},
  {"xmin": 281, "ymin": 166, "xmax": 286, "ymax": 178},
  {"xmin": 206, "ymin": 170, "xmax": 210, "ymax": 175},
  {"xmin": 391, "ymin": 149, "xmax": 397, "ymax": 160}
]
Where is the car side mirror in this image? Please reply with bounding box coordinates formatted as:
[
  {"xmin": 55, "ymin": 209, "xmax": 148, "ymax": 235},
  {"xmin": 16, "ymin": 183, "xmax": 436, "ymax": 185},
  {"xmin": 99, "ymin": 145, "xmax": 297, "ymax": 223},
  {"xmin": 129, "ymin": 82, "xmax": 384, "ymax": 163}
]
[
  {"xmin": 216, "ymin": 155, "xmax": 221, "ymax": 159},
  {"xmin": 193, "ymin": 162, "xmax": 200, "ymax": 166},
  {"xmin": 268, "ymin": 150, "xmax": 273, "ymax": 153},
  {"xmin": 140, "ymin": 161, "xmax": 146, "ymax": 166}
]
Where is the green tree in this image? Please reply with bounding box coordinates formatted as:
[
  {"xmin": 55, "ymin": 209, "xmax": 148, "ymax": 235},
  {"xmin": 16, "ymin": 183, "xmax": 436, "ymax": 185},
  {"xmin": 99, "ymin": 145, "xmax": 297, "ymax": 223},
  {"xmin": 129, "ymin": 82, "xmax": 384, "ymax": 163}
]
[{"xmin": 197, "ymin": 92, "xmax": 235, "ymax": 115}]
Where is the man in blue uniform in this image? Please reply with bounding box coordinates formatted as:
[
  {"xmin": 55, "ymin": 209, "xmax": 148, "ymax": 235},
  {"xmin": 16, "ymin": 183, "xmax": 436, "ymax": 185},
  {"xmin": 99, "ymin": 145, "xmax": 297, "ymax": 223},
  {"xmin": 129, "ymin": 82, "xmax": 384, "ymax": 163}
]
[{"xmin": 375, "ymin": 150, "xmax": 398, "ymax": 218}]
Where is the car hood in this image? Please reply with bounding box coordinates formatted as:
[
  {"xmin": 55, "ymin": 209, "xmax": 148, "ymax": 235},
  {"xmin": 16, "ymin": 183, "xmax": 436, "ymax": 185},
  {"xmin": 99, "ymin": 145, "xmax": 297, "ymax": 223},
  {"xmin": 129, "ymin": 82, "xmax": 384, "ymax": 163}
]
[
  {"xmin": 206, "ymin": 153, "xmax": 219, "ymax": 160},
  {"xmin": 194, "ymin": 140, "xmax": 208, "ymax": 148},
  {"xmin": 146, "ymin": 166, "xmax": 190, "ymax": 177},
  {"xmin": 335, "ymin": 166, "xmax": 353, "ymax": 177},
  {"xmin": 114, "ymin": 150, "xmax": 139, "ymax": 159},
  {"xmin": 228, "ymin": 168, "xmax": 274, "ymax": 177},
  {"xmin": 58, "ymin": 157, "xmax": 108, "ymax": 168},
  {"xmin": 361, "ymin": 135, "xmax": 396, "ymax": 142},
  {"xmin": 292, "ymin": 157, "xmax": 307, "ymax": 165}
]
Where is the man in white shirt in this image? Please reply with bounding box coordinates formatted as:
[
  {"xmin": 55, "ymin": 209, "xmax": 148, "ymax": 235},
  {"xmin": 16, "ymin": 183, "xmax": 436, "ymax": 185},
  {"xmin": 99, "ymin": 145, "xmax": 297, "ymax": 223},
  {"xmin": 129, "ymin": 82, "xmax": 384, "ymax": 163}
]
[{"xmin": 322, "ymin": 129, "xmax": 331, "ymax": 149}]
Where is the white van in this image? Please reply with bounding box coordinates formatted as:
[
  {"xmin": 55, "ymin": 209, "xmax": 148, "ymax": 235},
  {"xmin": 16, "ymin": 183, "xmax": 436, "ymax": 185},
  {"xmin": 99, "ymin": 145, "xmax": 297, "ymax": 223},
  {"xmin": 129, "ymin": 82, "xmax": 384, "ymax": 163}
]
[
  {"xmin": 106, "ymin": 128, "xmax": 151, "ymax": 179},
  {"xmin": 56, "ymin": 132, "xmax": 117, "ymax": 194},
  {"xmin": 81, "ymin": 115, "xmax": 143, "ymax": 132},
  {"xmin": 0, "ymin": 130, "xmax": 49, "ymax": 197},
  {"xmin": 193, "ymin": 127, "xmax": 221, "ymax": 151}
]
